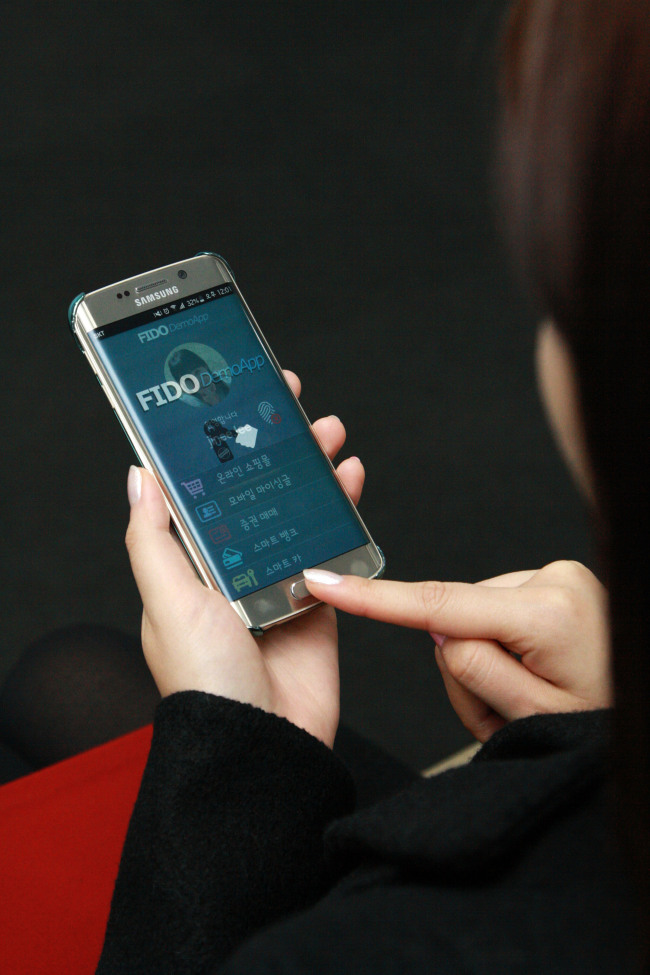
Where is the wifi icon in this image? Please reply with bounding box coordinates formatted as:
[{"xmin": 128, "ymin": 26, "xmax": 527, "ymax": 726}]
[{"xmin": 258, "ymin": 401, "xmax": 282, "ymax": 424}]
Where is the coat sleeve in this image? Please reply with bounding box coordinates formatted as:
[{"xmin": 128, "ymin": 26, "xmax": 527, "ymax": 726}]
[{"xmin": 96, "ymin": 691, "xmax": 355, "ymax": 975}]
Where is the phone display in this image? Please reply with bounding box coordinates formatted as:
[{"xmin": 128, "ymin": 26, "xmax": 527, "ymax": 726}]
[{"xmin": 69, "ymin": 254, "xmax": 384, "ymax": 631}]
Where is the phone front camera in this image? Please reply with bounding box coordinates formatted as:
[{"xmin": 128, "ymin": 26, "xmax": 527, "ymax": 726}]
[
  {"xmin": 124, "ymin": 290, "xmax": 130, "ymax": 297},
  {"xmin": 117, "ymin": 293, "xmax": 123, "ymax": 299},
  {"xmin": 178, "ymin": 269, "xmax": 188, "ymax": 279}
]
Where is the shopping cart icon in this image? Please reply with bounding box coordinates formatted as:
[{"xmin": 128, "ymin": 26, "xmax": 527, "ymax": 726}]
[{"xmin": 181, "ymin": 478, "xmax": 205, "ymax": 498}]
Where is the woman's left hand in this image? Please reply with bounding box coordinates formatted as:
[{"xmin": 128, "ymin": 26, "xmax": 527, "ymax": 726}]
[{"xmin": 125, "ymin": 371, "xmax": 363, "ymax": 748}]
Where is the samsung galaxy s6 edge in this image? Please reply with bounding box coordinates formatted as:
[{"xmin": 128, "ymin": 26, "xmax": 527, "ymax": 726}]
[{"xmin": 68, "ymin": 253, "xmax": 384, "ymax": 633}]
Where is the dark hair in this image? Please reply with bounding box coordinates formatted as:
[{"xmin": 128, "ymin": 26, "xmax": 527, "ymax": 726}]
[
  {"xmin": 167, "ymin": 348, "xmax": 208, "ymax": 381},
  {"xmin": 498, "ymin": 0, "xmax": 650, "ymax": 964}
]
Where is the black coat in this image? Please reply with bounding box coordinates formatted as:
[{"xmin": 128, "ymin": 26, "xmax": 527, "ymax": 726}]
[{"xmin": 97, "ymin": 693, "xmax": 636, "ymax": 974}]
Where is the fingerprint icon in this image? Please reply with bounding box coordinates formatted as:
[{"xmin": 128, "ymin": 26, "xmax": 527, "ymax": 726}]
[
  {"xmin": 258, "ymin": 401, "xmax": 282, "ymax": 424},
  {"xmin": 258, "ymin": 401, "xmax": 274, "ymax": 422}
]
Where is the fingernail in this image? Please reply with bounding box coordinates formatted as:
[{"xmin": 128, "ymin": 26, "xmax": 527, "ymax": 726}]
[
  {"xmin": 127, "ymin": 466, "xmax": 142, "ymax": 506},
  {"xmin": 303, "ymin": 568, "xmax": 343, "ymax": 586},
  {"xmin": 430, "ymin": 632, "xmax": 447, "ymax": 649}
]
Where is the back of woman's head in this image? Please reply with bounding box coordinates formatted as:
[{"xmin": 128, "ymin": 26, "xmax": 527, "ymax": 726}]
[{"xmin": 498, "ymin": 0, "xmax": 650, "ymax": 962}]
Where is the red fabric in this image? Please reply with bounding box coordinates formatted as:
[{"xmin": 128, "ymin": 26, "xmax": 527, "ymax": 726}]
[{"xmin": 0, "ymin": 724, "xmax": 152, "ymax": 975}]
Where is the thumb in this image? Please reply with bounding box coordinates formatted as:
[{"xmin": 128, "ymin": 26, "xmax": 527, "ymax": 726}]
[
  {"xmin": 438, "ymin": 636, "xmax": 587, "ymax": 725},
  {"xmin": 125, "ymin": 467, "xmax": 199, "ymax": 616}
]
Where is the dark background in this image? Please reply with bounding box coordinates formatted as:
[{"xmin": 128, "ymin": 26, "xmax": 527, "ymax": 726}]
[{"xmin": 0, "ymin": 1, "xmax": 591, "ymax": 770}]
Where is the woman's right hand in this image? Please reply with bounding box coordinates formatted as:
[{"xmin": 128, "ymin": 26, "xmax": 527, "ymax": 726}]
[
  {"xmin": 303, "ymin": 560, "xmax": 612, "ymax": 741},
  {"xmin": 431, "ymin": 561, "xmax": 612, "ymax": 740}
]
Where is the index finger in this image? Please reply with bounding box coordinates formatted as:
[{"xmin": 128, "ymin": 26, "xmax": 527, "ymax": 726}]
[
  {"xmin": 302, "ymin": 572, "xmax": 531, "ymax": 645},
  {"xmin": 477, "ymin": 570, "xmax": 536, "ymax": 588}
]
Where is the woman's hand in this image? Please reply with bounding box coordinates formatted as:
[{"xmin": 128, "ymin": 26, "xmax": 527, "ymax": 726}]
[
  {"xmin": 124, "ymin": 371, "xmax": 363, "ymax": 749},
  {"xmin": 303, "ymin": 560, "xmax": 612, "ymax": 742}
]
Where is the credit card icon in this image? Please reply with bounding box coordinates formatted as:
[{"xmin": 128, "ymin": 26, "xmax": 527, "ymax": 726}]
[{"xmin": 222, "ymin": 547, "xmax": 243, "ymax": 568}]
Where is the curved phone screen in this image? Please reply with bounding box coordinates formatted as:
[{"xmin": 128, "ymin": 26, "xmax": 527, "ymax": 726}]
[{"xmin": 89, "ymin": 283, "xmax": 368, "ymax": 601}]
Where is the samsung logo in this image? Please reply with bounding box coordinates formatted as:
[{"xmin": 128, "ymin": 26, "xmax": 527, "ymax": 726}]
[{"xmin": 134, "ymin": 286, "xmax": 179, "ymax": 307}]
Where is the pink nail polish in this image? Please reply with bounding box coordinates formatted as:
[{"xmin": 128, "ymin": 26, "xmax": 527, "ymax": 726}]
[
  {"xmin": 303, "ymin": 568, "xmax": 343, "ymax": 586},
  {"xmin": 430, "ymin": 632, "xmax": 447, "ymax": 649},
  {"xmin": 127, "ymin": 466, "xmax": 142, "ymax": 506}
]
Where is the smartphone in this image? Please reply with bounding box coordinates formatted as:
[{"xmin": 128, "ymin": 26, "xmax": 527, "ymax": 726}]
[{"xmin": 68, "ymin": 253, "xmax": 384, "ymax": 633}]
